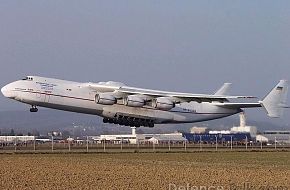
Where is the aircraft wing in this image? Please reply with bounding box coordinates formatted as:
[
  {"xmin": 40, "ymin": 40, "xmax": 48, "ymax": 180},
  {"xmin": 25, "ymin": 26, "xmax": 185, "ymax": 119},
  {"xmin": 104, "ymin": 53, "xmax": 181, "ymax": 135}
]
[
  {"xmin": 88, "ymin": 82, "xmax": 256, "ymax": 103},
  {"xmin": 117, "ymin": 86, "xmax": 255, "ymax": 103}
]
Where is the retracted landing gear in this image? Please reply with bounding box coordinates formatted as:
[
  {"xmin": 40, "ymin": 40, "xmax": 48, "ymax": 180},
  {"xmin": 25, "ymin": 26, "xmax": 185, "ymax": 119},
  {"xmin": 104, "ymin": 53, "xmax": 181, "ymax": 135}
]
[{"xmin": 30, "ymin": 106, "xmax": 38, "ymax": 113}]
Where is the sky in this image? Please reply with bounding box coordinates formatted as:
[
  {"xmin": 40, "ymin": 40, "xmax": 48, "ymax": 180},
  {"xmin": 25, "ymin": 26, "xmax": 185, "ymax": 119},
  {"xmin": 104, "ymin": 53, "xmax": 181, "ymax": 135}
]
[{"xmin": 0, "ymin": 1, "xmax": 289, "ymax": 125}]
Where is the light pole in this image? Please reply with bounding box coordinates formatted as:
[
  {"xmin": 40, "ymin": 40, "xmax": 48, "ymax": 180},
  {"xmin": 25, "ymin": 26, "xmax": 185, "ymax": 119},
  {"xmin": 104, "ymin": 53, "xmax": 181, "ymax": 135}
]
[
  {"xmin": 68, "ymin": 136, "xmax": 71, "ymax": 152},
  {"xmin": 14, "ymin": 135, "xmax": 17, "ymax": 153},
  {"xmin": 34, "ymin": 137, "xmax": 36, "ymax": 152},
  {"xmin": 120, "ymin": 136, "xmax": 123, "ymax": 151},
  {"xmin": 199, "ymin": 135, "xmax": 202, "ymax": 151},
  {"xmin": 51, "ymin": 135, "xmax": 54, "ymax": 152},
  {"xmin": 215, "ymin": 135, "xmax": 218, "ymax": 151},
  {"xmin": 86, "ymin": 136, "xmax": 89, "ymax": 153},
  {"xmin": 230, "ymin": 136, "xmax": 233, "ymax": 150},
  {"xmin": 245, "ymin": 135, "xmax": 248, "ymax": 150},
  {"xmin": 103, "ymin": 140, "xmax": 106, "ymax": 152}
]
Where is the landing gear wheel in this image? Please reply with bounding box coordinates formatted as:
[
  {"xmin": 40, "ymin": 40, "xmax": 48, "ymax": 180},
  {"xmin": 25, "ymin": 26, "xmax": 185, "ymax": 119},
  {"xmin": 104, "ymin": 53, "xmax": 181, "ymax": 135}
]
[
  {"xmin": 30, "ymin": 106, "xmax": 38, "ymax": 113},
  {"xmin": 103, "ymin": 118, "xmax": 109, "ymax": 123},
  {"xmin": 149, "ymin": 123, "xmax": 154, "ymax": 128}
]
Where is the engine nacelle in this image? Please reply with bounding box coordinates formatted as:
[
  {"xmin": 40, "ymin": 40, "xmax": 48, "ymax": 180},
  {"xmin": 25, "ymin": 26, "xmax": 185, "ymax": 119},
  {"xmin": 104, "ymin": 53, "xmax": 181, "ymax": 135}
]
[
  {"xmin": 123, "ymin": 95, "xmax": 145, "ymax": 107},
  {"xmin": 152, "ymin": 97, "xmax": 175, "ymax": 111},
  {"xmin": 95, "ymin": 93, "xmax": 117, "ymax": 105}
]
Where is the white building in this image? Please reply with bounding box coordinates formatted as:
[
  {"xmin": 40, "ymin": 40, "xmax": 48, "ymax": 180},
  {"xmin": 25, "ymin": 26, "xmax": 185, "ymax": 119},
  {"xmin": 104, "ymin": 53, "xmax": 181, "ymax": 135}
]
[
  {"xmin": 148, "ymin": 135, "xmax": 187, "ymax": 145},
  {"xmin": 0, "ymin": 136, "xmax": 35, "ymax": 143},
  {"xmin": 263, "ymin": 131, "xmax": 290, "ymax": 143},
  {"xmin": 91, "ymin": 130, "xmax": 185, "ymax": 145},
  {"xmin": 256, "ymin": 135, "xmax": 269, "ymax": 143},
  {"xmin": 231, "ymin": 126, "xmax": 257, "ymax": 137},
  {"xmin": 190, "ymin": 127, "xmax": 208, "ymax": 134},
  {"xmin": 99, "ymin": 134, "xmax": 143, "ymax": 144},
  {"xmin": 231, "ymin": 112, "xmax": 257, "ymax": 137},
  {"xmin": 209, "ymin": 130, "xmax": 231, "ymax": 134}
]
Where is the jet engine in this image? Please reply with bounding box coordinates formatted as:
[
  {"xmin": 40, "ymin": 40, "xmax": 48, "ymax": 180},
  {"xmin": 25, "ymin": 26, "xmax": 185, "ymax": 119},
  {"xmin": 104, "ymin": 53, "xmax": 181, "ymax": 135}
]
[
  {"xmin": 152, "ymin": 97, "xmax": 175, "ymax": 110},
  {"xmin": 123, "ymin": 95, "xmax": 145, "ymax": 107},
  {"xmin": 95, "ymin": 93, "xmax": 117, "ymax": 105}
]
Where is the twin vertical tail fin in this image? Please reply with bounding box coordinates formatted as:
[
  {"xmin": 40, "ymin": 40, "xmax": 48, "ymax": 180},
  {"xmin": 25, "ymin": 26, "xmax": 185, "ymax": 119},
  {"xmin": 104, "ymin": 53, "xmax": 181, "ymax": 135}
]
[{"xmin": 260, "ymin": 80, "xmax": 289, "ymax": 118}]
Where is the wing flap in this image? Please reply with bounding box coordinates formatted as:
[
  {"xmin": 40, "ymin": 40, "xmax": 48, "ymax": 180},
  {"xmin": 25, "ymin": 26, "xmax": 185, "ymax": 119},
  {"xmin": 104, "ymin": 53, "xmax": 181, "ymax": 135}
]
[{"xmin": 213, "ymin": 103, "xmax": 262, "ymax": 109}]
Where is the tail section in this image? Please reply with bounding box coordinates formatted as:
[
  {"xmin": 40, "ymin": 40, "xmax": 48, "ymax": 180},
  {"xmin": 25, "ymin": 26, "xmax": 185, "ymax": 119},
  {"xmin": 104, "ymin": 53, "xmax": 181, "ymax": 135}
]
[
  {"xmin": 260, "ymin": 80, "xmax": 289, "ymax": 118},
  {"xmin": 214, "ymin": 83, "xmax": 232, "ymax": 96}
]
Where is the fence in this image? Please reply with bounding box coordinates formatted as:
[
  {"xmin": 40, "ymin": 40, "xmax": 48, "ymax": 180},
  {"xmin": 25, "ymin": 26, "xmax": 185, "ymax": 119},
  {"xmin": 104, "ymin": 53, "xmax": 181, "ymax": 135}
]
[{"xmin": 1, "ymin": 140, "xmax": 290, "ymax": 153}]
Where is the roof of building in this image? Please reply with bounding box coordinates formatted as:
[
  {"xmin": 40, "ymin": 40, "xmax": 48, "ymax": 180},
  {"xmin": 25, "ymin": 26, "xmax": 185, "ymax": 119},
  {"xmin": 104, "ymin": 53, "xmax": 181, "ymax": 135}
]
[{"xmin": 148, "ymin": 135, "xmax": 187, "ymax": 141}]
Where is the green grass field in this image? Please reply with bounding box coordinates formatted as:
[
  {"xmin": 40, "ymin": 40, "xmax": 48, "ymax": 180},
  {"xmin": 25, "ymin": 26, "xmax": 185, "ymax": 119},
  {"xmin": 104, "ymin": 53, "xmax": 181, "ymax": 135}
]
[{"xmin": 0, "ymin": 152, "xmax": 289, "ymax": 190}]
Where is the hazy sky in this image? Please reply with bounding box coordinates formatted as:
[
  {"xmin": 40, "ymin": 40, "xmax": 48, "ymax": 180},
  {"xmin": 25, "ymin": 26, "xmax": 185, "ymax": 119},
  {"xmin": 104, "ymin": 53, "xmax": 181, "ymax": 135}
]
[{"xmin": 0, "ymin": 1, "xmax": 289, "ymax": 124}]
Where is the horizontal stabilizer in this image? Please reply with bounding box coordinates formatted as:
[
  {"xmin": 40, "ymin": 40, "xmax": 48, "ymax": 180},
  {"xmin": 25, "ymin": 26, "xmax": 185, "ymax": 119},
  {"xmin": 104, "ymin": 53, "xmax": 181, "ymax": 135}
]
[{"xmin": 214, "ymin": 80, "xmax": 289, "ymax": 118}]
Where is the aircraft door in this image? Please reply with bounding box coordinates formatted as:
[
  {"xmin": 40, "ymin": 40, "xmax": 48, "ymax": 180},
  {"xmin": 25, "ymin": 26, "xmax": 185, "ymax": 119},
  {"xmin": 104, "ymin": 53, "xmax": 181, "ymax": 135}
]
[
  {"xmin": 35, "ymin": 91, "xmax": 50, "ymax": 103},
  {"xmin": 35, "ymin": 90, "xmax": 43, "ymax": 101},
  {"xmin": 44, "ymin": 94, "xmax": 50, "ymax": 103}
]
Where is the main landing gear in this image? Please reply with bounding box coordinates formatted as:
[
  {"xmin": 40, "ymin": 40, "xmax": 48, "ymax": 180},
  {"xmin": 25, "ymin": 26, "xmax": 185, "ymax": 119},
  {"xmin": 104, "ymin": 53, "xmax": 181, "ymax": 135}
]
[
  {"xmin": 30, "ymin": 106, "xmax": 38, "ymax": 113},
  {"xmin": 103, "ymin": 116, "xmax": 155, "ymax": 128}
]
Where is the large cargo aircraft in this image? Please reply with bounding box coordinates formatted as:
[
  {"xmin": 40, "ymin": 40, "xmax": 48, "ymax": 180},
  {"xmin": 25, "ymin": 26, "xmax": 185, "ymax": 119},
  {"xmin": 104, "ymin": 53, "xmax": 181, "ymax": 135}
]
[{"xmin": 1, "ymin": 76, "xmax": 289, "ymax": 128}]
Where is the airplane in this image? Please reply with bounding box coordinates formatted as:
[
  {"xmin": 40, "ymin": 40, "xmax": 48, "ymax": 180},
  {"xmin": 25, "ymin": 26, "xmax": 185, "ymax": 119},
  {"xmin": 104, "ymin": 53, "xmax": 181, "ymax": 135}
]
[{"xmin": 1, "ymin": 76, "xmax": 289, "ymax": 128}]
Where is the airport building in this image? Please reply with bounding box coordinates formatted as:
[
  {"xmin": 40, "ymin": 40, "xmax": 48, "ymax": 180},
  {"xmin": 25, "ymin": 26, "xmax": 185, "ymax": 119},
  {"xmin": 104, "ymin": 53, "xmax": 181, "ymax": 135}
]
[
  {"xmin": 261, "ymin": 131, "xmax": 290, "ymax": 143},
  {"xmin": 91, "ymin": 127, "xmax": 141, "ymax": 144},
  {"xmin": 90, "ymin": 113, "xmax": 261, "ymax": 145},
  {"xmin": 230, "ymin": 112, "xmax": 257, "ymax": 138},
  {"xmin": 98, "ymin": 134, "xmax": 141, "ymax": 144},
  {"xmin": 147, "ymin": 134, "xmax": 187, "ymax": 145},
  {"xmin": 190, "ymin": 127, "xmax": 208, "ymax": 134},
  {"xmin": 183, "ymin": 112, "xmax": 255, "ymax": 143},
  {"xmin": 0, "ymin": 136, "xmax": 35, "ymax": 143},
  {"xmin": 183, "ymin": 132, "xmax": 252, "ymax": 143},
  {"xmin": 255, "ymin": 135, "xmax": 269, "ymax": 143},
  {"xmin": 91, "ymin": 127, "xmax": 186, "ymax": 144}
]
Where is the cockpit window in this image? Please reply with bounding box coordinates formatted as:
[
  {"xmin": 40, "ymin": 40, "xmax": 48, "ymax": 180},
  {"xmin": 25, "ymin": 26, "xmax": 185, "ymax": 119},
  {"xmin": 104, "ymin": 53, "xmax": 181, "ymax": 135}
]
[{"xmin": 22, "ymin": 77, "xmax": 33, "ymax": 81}]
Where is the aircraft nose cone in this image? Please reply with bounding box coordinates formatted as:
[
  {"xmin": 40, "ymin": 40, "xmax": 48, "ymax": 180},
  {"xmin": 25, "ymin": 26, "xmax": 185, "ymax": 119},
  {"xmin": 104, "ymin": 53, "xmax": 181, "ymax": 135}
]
[
  {"xmin": 1, "ymin": 86, "xmax": 8, "ymax": 97},
  {"xmin": 1, "ymin": 84, "xmax": 15, "ymax": 98}
]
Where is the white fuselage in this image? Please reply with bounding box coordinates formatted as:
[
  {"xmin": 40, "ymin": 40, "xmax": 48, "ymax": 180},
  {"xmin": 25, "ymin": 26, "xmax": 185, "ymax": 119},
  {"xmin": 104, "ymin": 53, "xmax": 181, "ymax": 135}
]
[{"xmin": 1, "ymin": 76, "xmax": 241, "ymax": 126}]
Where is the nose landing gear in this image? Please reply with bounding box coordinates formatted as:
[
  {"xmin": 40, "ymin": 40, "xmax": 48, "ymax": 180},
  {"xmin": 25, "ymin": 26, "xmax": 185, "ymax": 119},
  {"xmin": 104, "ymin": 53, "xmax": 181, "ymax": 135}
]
[{"xmin": 30, "ymin": 106, "xmax": 38, "ymax": 113}]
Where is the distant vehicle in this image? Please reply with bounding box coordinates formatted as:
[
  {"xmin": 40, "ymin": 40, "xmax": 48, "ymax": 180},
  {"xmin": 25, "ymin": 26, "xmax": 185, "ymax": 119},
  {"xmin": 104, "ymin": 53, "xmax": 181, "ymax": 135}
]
[{"xmin": 1, "ymin": 76, "xmax": 289, "ymax": 128}]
